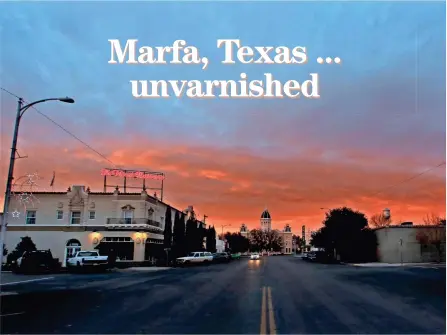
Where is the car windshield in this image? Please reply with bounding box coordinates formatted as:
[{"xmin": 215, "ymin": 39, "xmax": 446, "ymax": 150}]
[
  {"xmin": 188, "ymin": 252, "xmax": 196, "ymax": 257},
  {"xmin": 78, "ymin": 252, "xmax": 97, "ymax": 257}
]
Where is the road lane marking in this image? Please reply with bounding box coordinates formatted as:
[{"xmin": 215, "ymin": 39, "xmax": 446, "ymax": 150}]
[
  {"xmin": 267, "ymin": 287, "xmax": 277, "ymax": 335},
  {"xmin": 260, "ymin": 286, "xmax": 267, "ymax": 334},
  {"xmin": 0, "ymin": 312, "xmax": 25, "ymax": 317},
  {"xmin": 0, "ymin": 277, "xmax": 54, "ymax": 286}
]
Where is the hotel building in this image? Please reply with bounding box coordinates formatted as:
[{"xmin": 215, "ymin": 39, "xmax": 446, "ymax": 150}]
[{"xmin": 4, "ymin": 184, "xmax": 202, "ymax": 266}]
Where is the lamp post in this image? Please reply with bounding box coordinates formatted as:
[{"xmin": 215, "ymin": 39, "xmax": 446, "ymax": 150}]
[
  {"xmin": 220, "ymin": 224, "xmax": 231, "ymax": 239},
  {"xmin": 0, "ymin": 96, "xmax": 75, "ymax": 279}
]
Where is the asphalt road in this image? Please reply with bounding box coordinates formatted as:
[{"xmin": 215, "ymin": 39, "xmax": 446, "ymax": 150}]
[{"xmin": 1, "ymin": 256, "xmax": 445, "ymax": 334}]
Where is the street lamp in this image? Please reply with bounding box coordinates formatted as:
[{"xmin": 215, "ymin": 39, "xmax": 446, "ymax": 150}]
[
  {"xmin": 0, "ymin": 96, "xmax": 75, "ymax": 278},
  {"xmin": 220, "ymin": 224, "xmax": 231, "ymax": 239}
]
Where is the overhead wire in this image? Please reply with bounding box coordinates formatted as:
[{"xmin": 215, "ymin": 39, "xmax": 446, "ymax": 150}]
[
  {"xmin": 0, "ymin": 87, "xmax": 117, "ymax": 168},
  {"xmin": 370, "ymin": 161, "xmax": 446, "ymax": 198}
]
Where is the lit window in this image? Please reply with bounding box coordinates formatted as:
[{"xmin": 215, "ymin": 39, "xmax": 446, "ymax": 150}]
[
  {"xmin": 71, "ymin": 211, "xmax": 81, "ymax": 225},
  {"xmin": 26, "ymin": 211, "xmax": 36, "ymax": 224},
  {"xmin": 57, "ymin": 210, "xmax": 63, "ymax": 220},
  {"xmin": 89, "ymin": 211, "xmax": 96, "ymax": 220}
]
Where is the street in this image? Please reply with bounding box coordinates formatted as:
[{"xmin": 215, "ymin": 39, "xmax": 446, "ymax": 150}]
[{"xmin": 1, "ymin": 256, "xmax": 445, "ymax": 334}]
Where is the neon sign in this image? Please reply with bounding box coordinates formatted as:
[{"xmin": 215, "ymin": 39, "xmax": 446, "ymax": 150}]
[{"xmin": 101, "ymin": 168, "xmax": 165, "ymax": 180}]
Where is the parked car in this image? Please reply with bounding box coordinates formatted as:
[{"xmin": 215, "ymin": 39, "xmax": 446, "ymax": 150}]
[
  {"xmin": 212, "ymin": 252, "xmax": 230, "ymax": 263},
  {"xmin": 307, "ymin": 252, "xmax": 317, "ymax": 261},
  {"xmin": 13, "ymin": 250, "xmax": 60, "ymax": 274},
  {"xmin": 250, "ymin": 253, "xmax": 260, "ymax": 260},
  {"xmin": 231, "ymin": 253, "xmax": 242, "ymax": 260},
  {"xmin": 176, "ymin": 251, "xmax": 214, "ymax": 266},
  {"xmin": 66, "ymin": 250, "xmax": 109, "ymax": 270}
]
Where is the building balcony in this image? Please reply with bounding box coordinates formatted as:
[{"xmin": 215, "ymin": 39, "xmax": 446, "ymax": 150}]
[{"xmin": 106, "ymin": 218, "xmax": 163, "ymax": 233}]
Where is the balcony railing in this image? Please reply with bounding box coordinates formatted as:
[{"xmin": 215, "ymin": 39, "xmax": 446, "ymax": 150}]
[{"xmin": 106, "ymin": 218, "xmax": 162, "ymax": 229}]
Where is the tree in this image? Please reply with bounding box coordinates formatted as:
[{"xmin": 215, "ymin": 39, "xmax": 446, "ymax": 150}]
[
  {"xmin": 266, "ymin": 230, "xmax": 283, "ymax": 252},
  {"xmin": 248, "ymin": 229, "xmax": 268, "ymax": 252},
  {"xmin": 310, "ymin": 229, "xmax": 327, "ymax": 248},
  {"xmin": 206, "ymin": 226, "xmax": 217, "ymax": 253},
  {"xmin": 163, "ymin": 206, "xmax": 173, "ymax": 249},
  {"xmin": 416, "ymin": 228, "xmax": 446, "ymax": 262},
  {"xmin": 369, "ymin": 213, "xmax": 391, "ymax": 228},
  {"xmin": 224, "ymin": 232, "xmax": 249, "ymax": 253},
  {"xmin": 292, "ymin": 234, "xmax": 302, "ymax": 252},
  {"xmin": 196, "ymin": 222, "xmax": 206, "ymax": 251},
  {"xmin": 313, "ymin": 207, "xmax": 377, "ymax": 263},
  {"xmin": 422, "ymin": 213, "xmax": 446, "ymax": 226},
  {"xmin": 172, "ymin": 211, "xmax": 186, "ymax": 258},
  {"xmin": 185, "ymin": 216, "xmax": 198, "ymax": 253},
  {"xmin": 6, "ymin": 236, "xmax": 37, "ymax": 264},
  {"xmin": 248, "ymin": 229, "xmax": 283, "ymax": 252}
]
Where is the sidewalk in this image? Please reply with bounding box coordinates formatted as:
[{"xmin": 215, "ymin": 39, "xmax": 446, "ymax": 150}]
[{"xmin": 347, "ymin": 262, "xmax": 446, "ymax": 268}]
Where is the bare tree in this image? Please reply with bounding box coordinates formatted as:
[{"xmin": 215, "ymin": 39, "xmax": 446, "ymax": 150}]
[
  {"xmin": 369, "ymin": 213, "xmax": 391, "ymax": 228},
  {"xmin": 248, "ymin": 229, "xmax": 283, "ymax": 252},
  {"xmin": 416, "ymin": 228, "xmax": 446, "ymax": 262},
  {"xmin": 422, "ymin": 213, "xmax": 446, "ymax": 226}
]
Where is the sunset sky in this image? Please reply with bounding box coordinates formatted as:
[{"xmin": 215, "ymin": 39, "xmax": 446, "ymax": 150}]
[{"xmin": 0, "ymin": 1, "xmax": 445, "ymax": 233}]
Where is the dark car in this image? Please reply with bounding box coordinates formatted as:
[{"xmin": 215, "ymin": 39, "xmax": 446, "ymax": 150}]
[
  {"xmin": 14, "ymin": 250, "xmax": 60, "ymax": 274},
  {"xmin": 307, "ymin": 251, "xmax": 337, "ymax": 264},
  {"xmin": 212, "ymin": 252, "xmax": 230, "ymax": 263}
]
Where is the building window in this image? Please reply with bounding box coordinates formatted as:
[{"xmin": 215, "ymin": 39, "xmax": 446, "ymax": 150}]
[
  {"xmin": 71, "ymin": 211, "xmax": 81, "ymax": 225},
  {"xmin": 123, "ymin": 209, "xmax": 133, "ymax": 224},
  {"xmin": 89, "ymin": 211, "xmax": 96, "ymax": 220},
  {"xmin": 57, "ymin": 210, "xmax": 63, "ymax": 220},
  {"xmin": 26, "ymin": 211, "xmax": 36, "ymax": 224}
]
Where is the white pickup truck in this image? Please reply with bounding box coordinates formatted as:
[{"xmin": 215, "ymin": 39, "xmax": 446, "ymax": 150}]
[
  {"xmin": 176, "ymin": 251, "xmax": 213, "ymax": 266},
  {"xmin": 67, "ymin": 250, "xmax": 109, "ymax": 270}
]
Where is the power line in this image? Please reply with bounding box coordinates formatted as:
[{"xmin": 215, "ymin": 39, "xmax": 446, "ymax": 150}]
[
  {"xmin": 370, "ymin": 161, "xmax": 446, "ymax": 197},
  {"xmin": 0, "ymin": 87, "xmax": 117, "ymax": 168}
]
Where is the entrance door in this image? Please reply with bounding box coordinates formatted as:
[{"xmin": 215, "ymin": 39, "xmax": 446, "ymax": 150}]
[{"xmin": 64, "ymin": 239, "xmax": 82, "ymax": 267}]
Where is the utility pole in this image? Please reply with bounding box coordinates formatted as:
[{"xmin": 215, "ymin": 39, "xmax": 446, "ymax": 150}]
[
  {"xmin": 203, "ymin": 215, "xmax": 208, "ymax": 224},
  {"xmin": 0, "ymin": 96, "xmax": 74, "ymax": 286},
  {"xmin": 220, "ymin": 224, "xmax": 231, "ymax": 239}
]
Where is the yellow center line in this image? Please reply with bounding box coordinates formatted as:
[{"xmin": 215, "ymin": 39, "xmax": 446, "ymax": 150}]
[
  {"xmin": 267, "ymin": 287, "xmax": 277, "ymax": 335},
  {"xmin": 260, "ymin": 286, "xmax": 267, "ymax": 334}
]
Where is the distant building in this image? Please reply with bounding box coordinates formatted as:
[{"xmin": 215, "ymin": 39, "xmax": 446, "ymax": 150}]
[
  {"xmin": 216, "ymin": 239, "xmax": 225, "ymax": 253},
  {"xmin": 239, "ymin": 209, "xmax": 293, "ymax": 254},
  {"xmin": 375, "ymin": 224, "xmax": 446, "ymax": 263}
]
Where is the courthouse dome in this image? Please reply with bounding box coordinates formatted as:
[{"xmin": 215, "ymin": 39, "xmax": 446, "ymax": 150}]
[{"xmin": 261, "ymin": 209, "xmax": 271, "ymax": 219}]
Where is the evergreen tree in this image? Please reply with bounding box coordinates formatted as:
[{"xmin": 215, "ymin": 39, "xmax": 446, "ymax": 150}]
[
  {"xmin": 206, "ymin": 226, "xmax": 217, "ymax": 253},
  {"xmin": 172, "ymin": 211, "xmax": 186, "ymax": 258},
  {"xmin": 196, "ymin": 222, "xmax": 206, "ymax": 251},
  {"xmin": 172, "ymin": 211, "xmax": 180, "ymax": 257},
  {"xmin": 185, "ymin": 216, "xmax": 197, "ymax": 253},
  {"xmin": 163, "ymin": 206, "xmax": 173, "ymax": 249},
  {"xmin": 178, "ymin": 212, "xmax": 186, "ymax": 256}
]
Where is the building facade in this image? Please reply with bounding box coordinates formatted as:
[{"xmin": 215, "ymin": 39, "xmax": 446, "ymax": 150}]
[
  {"xmin": 239, "ymin": 209, "xmax": 293, "ymax": 254},
  {"xmin": 4, "ymin": 185, "xmax": 202, "ymax": 266},
  {"xmin": 375, "ymin": 224, "xmax": 446, "ymax": 263}
]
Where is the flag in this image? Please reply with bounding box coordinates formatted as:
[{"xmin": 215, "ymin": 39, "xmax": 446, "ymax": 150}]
[{"xmin": 50, "ymin": 171, "xmax": 55, "ymax": 187}]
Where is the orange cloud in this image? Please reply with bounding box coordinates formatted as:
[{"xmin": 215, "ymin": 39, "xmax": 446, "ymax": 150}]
[{"xmin": 0, "ymin": 135, "xmax": 444, "ymax": 234}]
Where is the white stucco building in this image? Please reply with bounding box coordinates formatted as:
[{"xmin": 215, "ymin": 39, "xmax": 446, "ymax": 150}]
[
  {"xmin": 4, "ymin": 185, "xmax": 201, "ymax": 266},
  {"xmin": 239, "ymin": 209, "xmax": 293, "ymax": 254}
]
